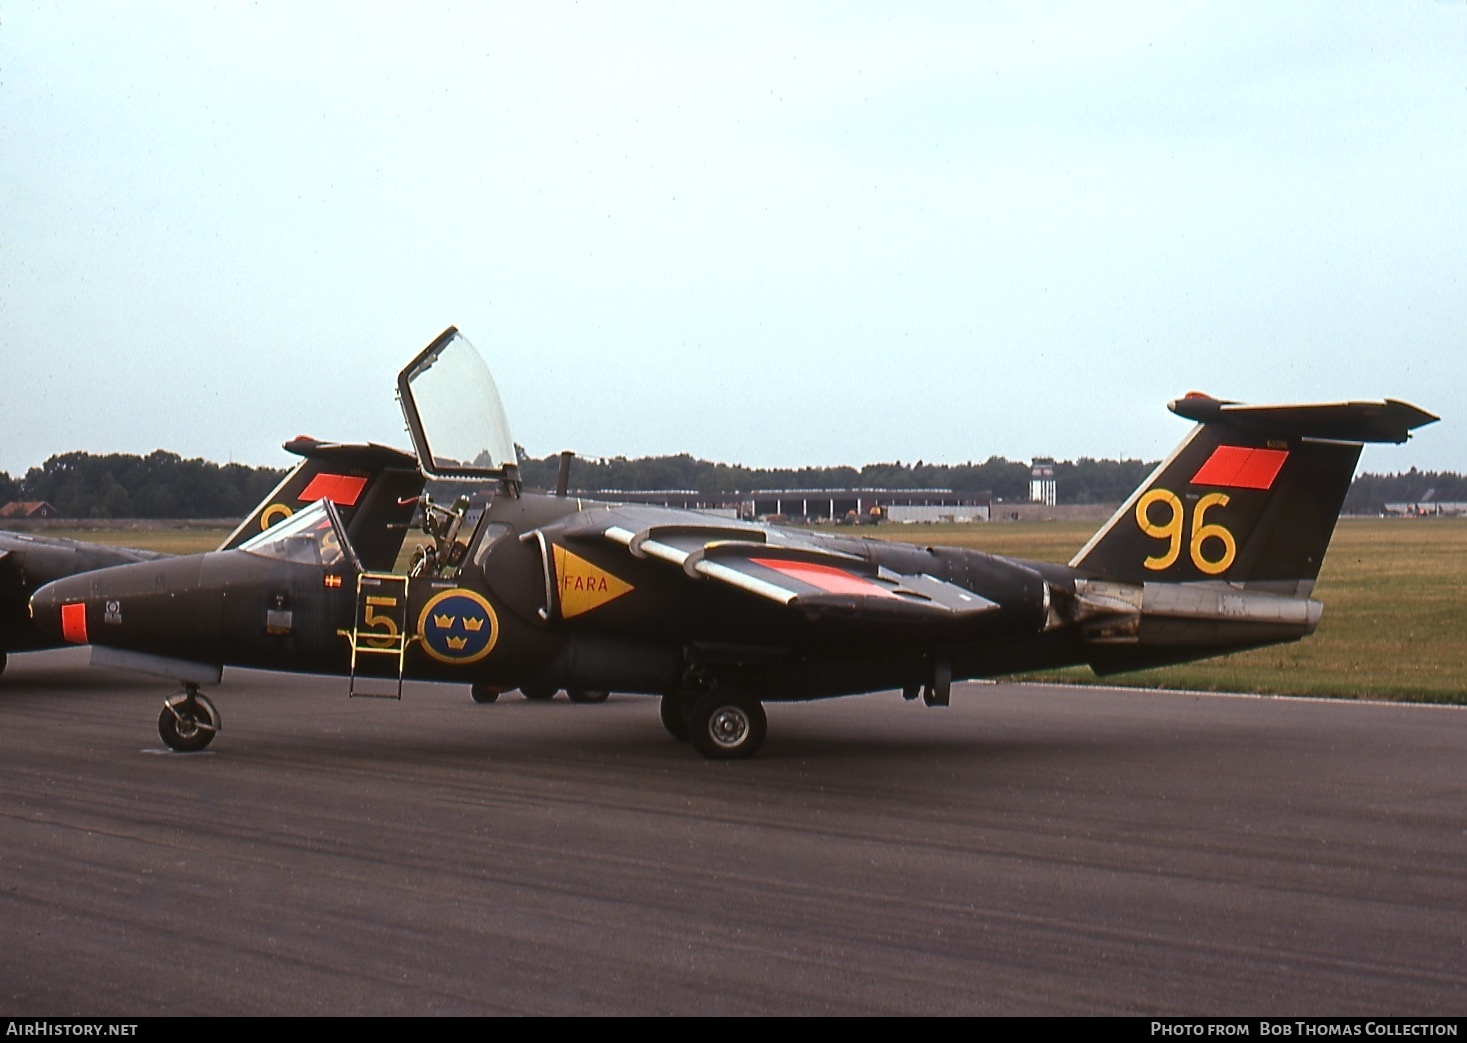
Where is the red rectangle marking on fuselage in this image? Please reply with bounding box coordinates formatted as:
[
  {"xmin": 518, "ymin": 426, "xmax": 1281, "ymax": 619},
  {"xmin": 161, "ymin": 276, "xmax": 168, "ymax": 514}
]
[
  {"xmin": 298, "ymin": 473, "xmax": 368, "ymax": 506},
  {"xmin": 1191, "ymin": 445, "xmax": 1289, "ymax": 490},
  {"xmin": 60, "ymin": 602, "xmax": 88, "ymax": 644}
]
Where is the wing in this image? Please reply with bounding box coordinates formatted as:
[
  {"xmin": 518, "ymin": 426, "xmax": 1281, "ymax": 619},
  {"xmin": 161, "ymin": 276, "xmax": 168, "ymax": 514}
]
[{"xmin": 594, "ymin": 520, "xmax": 998, "ymax": 622}]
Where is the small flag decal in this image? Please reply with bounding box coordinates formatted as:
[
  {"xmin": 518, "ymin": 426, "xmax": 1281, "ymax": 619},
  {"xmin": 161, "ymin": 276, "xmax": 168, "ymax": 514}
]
[{"xmin": 1191, "ymin": 446, "xmax": 1289, "ymax": 490}]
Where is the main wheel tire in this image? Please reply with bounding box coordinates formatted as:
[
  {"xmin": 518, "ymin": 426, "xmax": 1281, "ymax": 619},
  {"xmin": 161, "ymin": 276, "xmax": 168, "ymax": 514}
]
[
  {"xmin": 0, "ymin": 650, "xmax": 6, "ymax": 679},
  {"xmin": 659, "ymin": 694, "xmax": 693, "ymax": 741},
  {"xmin": 470, "ymin": 683, "xmax": 502, "ymax": 704},
  {"xmin": 519, "ymin": 685, "xmax": 557, "ymax": 701},
  {"xmin": 687, "ymin": 693, "xmax": 766, "ymax": 760},
  {"xmin": 567, "ymin": 689, "xmax": 609, "ymax": 704},
  {"xmin": 158, "ymin": 692, "xmax": 220, "ymax": 752}
]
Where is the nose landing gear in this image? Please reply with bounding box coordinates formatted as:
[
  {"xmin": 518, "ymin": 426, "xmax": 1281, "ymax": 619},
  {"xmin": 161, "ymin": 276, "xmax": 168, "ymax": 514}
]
[{"xmin": 158, "ymin": 685, "xmax": 220, "ymax": 752}]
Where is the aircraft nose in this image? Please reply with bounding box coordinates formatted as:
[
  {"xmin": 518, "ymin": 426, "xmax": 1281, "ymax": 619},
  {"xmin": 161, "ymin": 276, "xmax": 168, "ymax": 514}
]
[
  {"xmin": 31, "ymin": 574, "xmax": 95, "ymax": 644},
  {"xmin": 32, "ymin": 553, "xmax": 230, "ymax": 664}
]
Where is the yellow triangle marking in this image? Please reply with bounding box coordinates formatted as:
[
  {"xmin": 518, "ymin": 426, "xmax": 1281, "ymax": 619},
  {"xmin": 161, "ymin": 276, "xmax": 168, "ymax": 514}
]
[{"xmin": 553, "ymin": 544, "xmax": 635, "ymax": 619}]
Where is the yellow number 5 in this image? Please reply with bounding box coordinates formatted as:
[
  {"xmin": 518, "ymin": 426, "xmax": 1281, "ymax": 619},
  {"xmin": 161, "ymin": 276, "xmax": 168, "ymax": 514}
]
[{"xmin": 362, "ymin": 596, "xmax": 401, "ymax": 649}]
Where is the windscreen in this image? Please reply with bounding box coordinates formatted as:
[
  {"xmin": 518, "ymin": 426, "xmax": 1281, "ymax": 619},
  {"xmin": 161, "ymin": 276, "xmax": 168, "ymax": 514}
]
[
  {"xmin": 398, "ymin": 327, "xmax": 517, "ymax": 480},
  {"xmin": 238, "ymin": 499, "xmax": 352, "ymax": 567}
]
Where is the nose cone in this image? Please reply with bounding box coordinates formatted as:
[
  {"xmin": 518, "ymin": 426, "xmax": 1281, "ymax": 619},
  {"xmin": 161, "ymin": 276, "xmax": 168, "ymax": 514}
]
[
  {"xmin": 30, "ymin": 573, "xmax": 96, "ymax": 644},
  {"xmin": 31, "ymin": 554, "xmax": 214, "ymax": 660}
]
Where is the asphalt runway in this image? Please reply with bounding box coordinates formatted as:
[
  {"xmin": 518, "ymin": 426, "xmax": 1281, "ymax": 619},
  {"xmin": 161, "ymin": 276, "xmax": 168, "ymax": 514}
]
[{"xmin": 0, "ymin": 648, "xmax": 1462, "ymax": 1016}]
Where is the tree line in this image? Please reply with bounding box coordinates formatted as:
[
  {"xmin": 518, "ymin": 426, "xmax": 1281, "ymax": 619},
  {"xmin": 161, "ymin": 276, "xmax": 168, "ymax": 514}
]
[
  {"xmin": 0, "ymin": 449, "xmax": 1458, "ymax": 520},
  {"xmin": 1341, "ymin": 469, "xmax": 1467, "ymax": 513},
  {"xmin": 0, "ymin": 451, "xmax": 283, "ymax": 520}
]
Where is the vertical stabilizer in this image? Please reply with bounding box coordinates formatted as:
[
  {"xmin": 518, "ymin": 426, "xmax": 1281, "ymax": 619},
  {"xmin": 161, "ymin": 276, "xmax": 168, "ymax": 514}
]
[
  {"xmin": 219, "ymin": 438, "xmax": 424, "ymax": 571},
  {"xmin": 1070, "ymin": 394, "xmax": 1437, "ymax": 593}
]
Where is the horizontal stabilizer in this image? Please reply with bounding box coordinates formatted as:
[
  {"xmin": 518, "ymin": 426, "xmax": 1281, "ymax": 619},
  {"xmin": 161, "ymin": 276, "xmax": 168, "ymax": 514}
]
[
  {"xmin": 1169, "ymin": 394, "xmax": 1438, "ymax": 444},
  {"xmin": 281, "ymin": 436, "xmax": 421, "ymax": 470}
]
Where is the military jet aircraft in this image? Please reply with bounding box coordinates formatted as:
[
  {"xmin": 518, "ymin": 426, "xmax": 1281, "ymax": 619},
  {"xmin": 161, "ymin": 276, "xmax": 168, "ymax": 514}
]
[
  {"xmin": 1, "ymin": 437, "xmax": 423, "ymax": 677},
  {"xmin": 29, "ymin": 327, "xmax": 1436, "ymax": 759}
]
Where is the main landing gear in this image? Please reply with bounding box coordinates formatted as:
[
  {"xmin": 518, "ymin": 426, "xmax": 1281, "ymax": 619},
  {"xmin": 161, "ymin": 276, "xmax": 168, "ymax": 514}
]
[
  {"xmin": 158, "ymin": 684, "xmax": 220, "ymax": 752},
  {"xmin": 660, "ymin": 692, "xmax": 767, "ymax": 760}
]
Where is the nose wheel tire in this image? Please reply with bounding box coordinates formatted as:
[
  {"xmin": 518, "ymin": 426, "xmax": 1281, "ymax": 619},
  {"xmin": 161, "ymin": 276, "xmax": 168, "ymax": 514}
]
[
  {"xmin": 567, "ymin": 689, "xmax": 609, "ymax": 704},
  {"xmin": 158, "ymin": 689, "xmax": 220, "ymax": 752},
  {"xmin": 687, "ymin": 694, "xmax": 766, "ymax": 760}
]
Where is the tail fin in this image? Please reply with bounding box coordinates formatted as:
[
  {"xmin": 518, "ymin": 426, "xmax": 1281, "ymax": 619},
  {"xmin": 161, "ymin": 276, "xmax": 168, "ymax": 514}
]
[
  {"xmin": 220, "ymin": 437, "xmax": 425, "ymax": 571},
  {"xmin": 1070, "ymin": 393, "xmax": 1437, "ymax": 593}
]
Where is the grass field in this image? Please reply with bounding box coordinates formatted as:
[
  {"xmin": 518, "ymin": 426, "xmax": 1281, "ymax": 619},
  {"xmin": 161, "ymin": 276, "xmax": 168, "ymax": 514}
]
[
  {"xmin": 48, "ymin": 517, "xmax": 1466, "ymax": 704},
  {"xmin": 52, "ymin": 527, "xmax": 233, "ymax": 556},
  {"xmin": 861, "ymin": 517, "xmax": 1466, "ymax": 703}
]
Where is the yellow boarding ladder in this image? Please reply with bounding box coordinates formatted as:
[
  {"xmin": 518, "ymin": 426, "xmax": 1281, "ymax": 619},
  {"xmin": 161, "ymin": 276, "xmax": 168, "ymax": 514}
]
[{"xmin": 343, "ymin": 572, "xmax": 410, "ymax": 699}]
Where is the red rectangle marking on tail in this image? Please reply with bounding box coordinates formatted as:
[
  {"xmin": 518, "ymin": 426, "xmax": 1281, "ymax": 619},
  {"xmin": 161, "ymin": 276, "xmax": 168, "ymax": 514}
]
[
  {"xmin": 60, "ymin": 602, "xmax": 88, "ymax": 644},
  {"xmin": 298, "ymin": 473, "xmax": 368, "ymax": 506},
  {"xmin": 1191, "ymin": 446, "xmax": 1289, "ymax": 490}
]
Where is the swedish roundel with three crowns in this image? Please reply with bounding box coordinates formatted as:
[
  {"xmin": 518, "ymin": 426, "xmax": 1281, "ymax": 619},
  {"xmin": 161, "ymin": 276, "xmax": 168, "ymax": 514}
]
[{"xmin": 418, "ymin": 589, "xmax": 499, "ymax": 664}]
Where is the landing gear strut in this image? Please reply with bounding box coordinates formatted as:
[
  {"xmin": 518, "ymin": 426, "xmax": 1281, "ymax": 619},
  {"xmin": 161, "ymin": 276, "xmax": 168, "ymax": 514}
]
[{"xmin": 158, "ymin": 685, "xmax": 220, "ymax": 752}]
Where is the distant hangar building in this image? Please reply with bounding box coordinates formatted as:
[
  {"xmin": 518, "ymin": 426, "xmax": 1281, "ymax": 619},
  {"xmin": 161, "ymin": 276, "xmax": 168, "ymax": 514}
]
[
  {"xmin": 739, "ymin": 489, "xmax": 990, "ymax": 524},
  {"xmin": 565, "ymin": 489, "xmax": 991, "ymax": 523}
]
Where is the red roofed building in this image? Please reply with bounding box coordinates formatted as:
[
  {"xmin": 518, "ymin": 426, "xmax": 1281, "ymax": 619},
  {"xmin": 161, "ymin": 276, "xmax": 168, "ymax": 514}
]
[{"xmin": 0, "ymin": 501, "xmax": 60, "ymax": 519}]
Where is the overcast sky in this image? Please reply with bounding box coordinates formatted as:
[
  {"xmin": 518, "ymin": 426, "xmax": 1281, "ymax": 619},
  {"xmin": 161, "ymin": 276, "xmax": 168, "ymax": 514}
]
[{"xmin": 2, "ymin": 1, "xmax": 1461, "ymax": 481}]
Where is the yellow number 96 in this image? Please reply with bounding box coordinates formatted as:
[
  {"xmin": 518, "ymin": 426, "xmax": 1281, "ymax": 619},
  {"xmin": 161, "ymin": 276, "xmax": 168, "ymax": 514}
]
[{"xmin": 1136, "ymin": 488, "xmax": 1236, "ymax": 575}]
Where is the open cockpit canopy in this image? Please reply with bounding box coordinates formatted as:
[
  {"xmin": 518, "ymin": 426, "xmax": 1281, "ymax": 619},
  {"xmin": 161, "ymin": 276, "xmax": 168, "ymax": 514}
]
[{"xmin": 397, "ymin": 327, "xmax": 518, "ymax": 482}]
